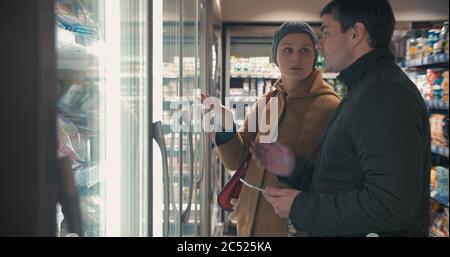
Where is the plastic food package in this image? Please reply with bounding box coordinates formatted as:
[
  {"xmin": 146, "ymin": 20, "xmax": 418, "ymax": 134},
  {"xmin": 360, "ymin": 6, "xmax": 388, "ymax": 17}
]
[
  {"xmin": 431, "ymin": 166, "xmax": 438, "ymax": 192},
  {"xmin": 57, "ymin": 115, "xmax": 88, "ymax": 163},
  {"xmin": 443, "ymin": 71, "xmax": 449, "ymax": 101},
  {"xmin": 436, "ymin": 166, "xmax": 449, "ymax": 199},
  {"xmin": 55, "ymin": 0, "xmax": 99, "ymax": 43},
  {"xmin": 58, "ymin": 82, "xmax": 98, "ymax": 137},
  {"xmin": 430, "ymin": 114, "xmax": 449, "ymax": 147},
  {"xmin": 426, "ymin": 69, "xmax": 445, "ymax": 100}
]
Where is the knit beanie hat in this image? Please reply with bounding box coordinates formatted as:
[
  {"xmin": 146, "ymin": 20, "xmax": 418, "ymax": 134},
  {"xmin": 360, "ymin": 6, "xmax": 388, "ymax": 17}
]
[{"xmin": 272, "ymin": 22, "xmax": 319, "ymax": 67}]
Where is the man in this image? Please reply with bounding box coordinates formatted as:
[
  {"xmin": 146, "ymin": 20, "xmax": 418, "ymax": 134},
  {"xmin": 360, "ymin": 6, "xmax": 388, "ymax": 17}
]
[{"xmin": 250, "ymin": 0, "xmax": 431, "ymax": 236}]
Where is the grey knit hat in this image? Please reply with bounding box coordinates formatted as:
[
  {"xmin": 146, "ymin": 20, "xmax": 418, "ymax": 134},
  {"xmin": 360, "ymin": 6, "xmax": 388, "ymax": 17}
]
[{"xmin": 272, "ymin": 22, "xmax": 319, "ymax": 67}]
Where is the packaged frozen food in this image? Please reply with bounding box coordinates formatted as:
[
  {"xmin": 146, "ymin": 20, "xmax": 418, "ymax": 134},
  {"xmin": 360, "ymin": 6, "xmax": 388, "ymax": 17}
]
[{"xmin": 55, "ymin": 0, "xmax": 99, "ymax": 39}]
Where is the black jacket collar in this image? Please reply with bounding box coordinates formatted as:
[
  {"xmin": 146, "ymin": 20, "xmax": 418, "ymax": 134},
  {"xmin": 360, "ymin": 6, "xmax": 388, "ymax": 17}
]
[{"xmin": 337, "ymin": 47, "xmax": 394, "ymax": 90}]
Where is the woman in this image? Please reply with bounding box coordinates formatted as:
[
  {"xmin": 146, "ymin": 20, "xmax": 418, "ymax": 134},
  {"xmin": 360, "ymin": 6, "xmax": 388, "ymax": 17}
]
[{"xmin": 204, "ymin": 22, "xmax": 340, "ymax": 236}]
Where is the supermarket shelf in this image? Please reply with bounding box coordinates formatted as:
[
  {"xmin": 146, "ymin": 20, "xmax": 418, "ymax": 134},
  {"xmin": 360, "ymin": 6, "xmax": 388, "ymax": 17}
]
[
  {"xmin": 402, "ymin": 53, "xmax": 449, "ymax": 68},
  {"xmin": 431, "ymin": 190, "xmax": 449, "ymax": 207},
  {"xmin": 425, "ymin": 100, "xmax": 449, "ymax": 110},
  {"xmin": 431, "ymin": 144, "xmax": 449, "ymax": 158}
]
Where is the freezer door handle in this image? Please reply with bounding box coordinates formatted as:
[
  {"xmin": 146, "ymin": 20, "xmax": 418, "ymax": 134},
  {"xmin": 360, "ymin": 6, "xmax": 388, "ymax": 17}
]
[{"xmin": 152, "ymin": 121, "xmax": 170, "ymax": 236}]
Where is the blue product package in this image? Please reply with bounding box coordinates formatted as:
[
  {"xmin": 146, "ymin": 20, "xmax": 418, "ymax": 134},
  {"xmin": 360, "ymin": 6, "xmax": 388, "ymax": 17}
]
[{"xmin": 55, "ymin": 0, "xmax": 99, "ymax": 39}]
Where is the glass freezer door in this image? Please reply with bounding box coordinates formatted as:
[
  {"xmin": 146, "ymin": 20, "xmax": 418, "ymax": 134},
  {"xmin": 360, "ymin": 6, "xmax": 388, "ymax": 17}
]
[
  {"xmin": 153, "ymin": 0, "xmax": 208, "ymax": 237},
  {"xmin": 55, "ymin": 0, "xmax": 149, "ymax": 236}
]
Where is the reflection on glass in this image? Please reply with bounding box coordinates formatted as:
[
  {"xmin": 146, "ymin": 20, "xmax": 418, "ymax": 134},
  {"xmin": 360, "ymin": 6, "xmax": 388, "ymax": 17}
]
[{"xmin": 161, "ymin": 0, "xmax": 204, "ymax": 237}]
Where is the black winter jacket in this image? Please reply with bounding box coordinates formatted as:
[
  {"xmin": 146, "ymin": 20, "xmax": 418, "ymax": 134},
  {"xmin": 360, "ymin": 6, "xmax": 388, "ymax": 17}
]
[{"xmin": 280, "ymin": 48, "xmax": 431, "ymax": 237}]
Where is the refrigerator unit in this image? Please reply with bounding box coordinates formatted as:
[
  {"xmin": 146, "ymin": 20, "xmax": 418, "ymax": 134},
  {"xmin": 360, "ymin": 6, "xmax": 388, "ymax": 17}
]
[{"xmin": 1, "ymin": 0, "xmax": 224, "ymax": 237}]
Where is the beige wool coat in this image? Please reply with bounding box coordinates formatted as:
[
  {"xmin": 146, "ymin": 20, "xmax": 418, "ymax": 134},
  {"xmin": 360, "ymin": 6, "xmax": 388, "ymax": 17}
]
[{"xmin": 215, "ymin": 69, "xmax": 341, "ymax": 236}]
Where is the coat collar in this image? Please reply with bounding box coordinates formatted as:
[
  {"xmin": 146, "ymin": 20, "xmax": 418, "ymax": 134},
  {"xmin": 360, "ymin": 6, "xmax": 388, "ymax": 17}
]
[{"xmin": 274, "ymin": 69, "xmax": 339, "ymax": 100}]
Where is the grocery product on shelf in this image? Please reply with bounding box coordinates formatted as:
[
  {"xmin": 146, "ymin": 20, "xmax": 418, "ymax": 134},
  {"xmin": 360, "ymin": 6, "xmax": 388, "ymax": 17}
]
[
  {"xmin": 55, "ymin": 0, "xmax": 102, "ymax": 72},
  {"xmin": 430, "ymin": 202, "xmax": 449, "ymax": 237},
  {"xmin": 417, "ymin": 30, "xmax": 431, "ymax": 60},
  {"xmin": 427, "ymin": 69, "xmax": 447, "ymax": 100},
  {"xmin": 406, "ymin": 68, "xmax": 449, "ymax": 102},
  {"xmin": 230, "ymin": 56, "xmax": 280, "ymax": 78},
  {"xmin": 430, "ymin": 166, "xmax": 449, "ymax": 203},
  {"xmin": 431, "ymin": 166, "xmax": 438, "ymax": 191},
  {"xmin": 58, "ymin": 80, "xmax": 99, "ymax": 133},
  {"xmin": 401, "ymin": 21, "xmax": 449, "ymax": 238},
  {"xmin": 406, "ymin": 31, "xmax": 418, "ymax": 62},
  {"xmin": 57, "ymin": 114, "xmax": 86, "ymax": 163},
  {"xmin": 55, "ymin": 0, "xmax": 103, "ymax": 237},
  {"xmin": 434, "ymin": 21, "xmax": 449, "ymax": 55},
  {"xmin": 229, "ymin": 77, "xmax": 277, "ymax": 97},
  {"xmin": 443, "ymin": 70, "xmax": 449, "ymax": 101},
  {"xmin": 437, "ymin": 166, "xmax": 449, "ymax": 202},
  {"xmin": 163, "ymin": 78, "xmax": 177, "ymax": 95},
  {"xmin": 55, "ymin": 0, "xmax": 99, "ymax": 41},
  {"xmin": 173, "ymin": 56, "xmax": 197, "ymax": 78},
  {"xmin": 405, "ymin": 22, "xmax": 449, "ymax": 63}
]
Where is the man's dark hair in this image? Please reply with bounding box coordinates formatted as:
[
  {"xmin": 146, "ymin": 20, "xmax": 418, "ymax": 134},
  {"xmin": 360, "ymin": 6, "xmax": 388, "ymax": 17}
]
[{"xmin": 320, "ymin": 0, "xmax": 396, "ymax": 48}]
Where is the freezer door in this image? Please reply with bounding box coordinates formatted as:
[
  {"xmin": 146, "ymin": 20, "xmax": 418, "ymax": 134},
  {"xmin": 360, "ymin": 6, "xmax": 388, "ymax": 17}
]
[
  {"xmin": 55, "ymin": 0, "xmax": 150, "ymax": 237},
  {"xmin": 154, "ymin": 0, "xmax": 210, "ymax": 237}
]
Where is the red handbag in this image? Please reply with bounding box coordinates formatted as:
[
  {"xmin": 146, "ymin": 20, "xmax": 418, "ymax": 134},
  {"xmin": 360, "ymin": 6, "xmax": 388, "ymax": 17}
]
[
  {"xmin": 217, "ymin": 89, "xmax": 279, "ymax": 212},
  {"xmin": 217, "ymin": 154, "xmax": 252, "ymax": 211}
]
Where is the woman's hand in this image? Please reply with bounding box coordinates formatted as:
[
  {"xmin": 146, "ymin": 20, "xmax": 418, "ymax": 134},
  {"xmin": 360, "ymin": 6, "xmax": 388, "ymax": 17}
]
[{"xmin": 250, "ymin": 141, "xmax": 296, "ymax": 177}]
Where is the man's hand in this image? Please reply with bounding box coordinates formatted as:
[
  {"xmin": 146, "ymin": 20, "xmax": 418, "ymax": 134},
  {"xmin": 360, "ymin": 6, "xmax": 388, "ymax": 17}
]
[
  {"xmin": 263, "ymin": 187, "xmax": 302, "ymax": 218},
  {"xmin": 250, "ymin": 141, "xmax": 296, "ymax": 177}
]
